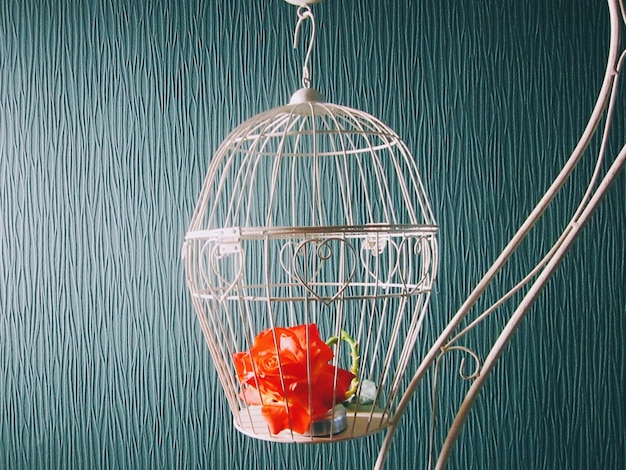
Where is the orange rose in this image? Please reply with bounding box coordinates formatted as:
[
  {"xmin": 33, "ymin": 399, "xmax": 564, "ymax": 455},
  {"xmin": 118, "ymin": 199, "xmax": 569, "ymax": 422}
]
[{"xmin": 233, "ymin": 324, "xmax": 355, "ymax": 434}]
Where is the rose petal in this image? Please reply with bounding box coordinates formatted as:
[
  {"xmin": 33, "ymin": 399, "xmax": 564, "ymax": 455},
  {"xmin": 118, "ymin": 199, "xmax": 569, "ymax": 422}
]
[
  {"xmin": 232, "ymin": 351, "xmax": 254, "ymax": 382},
  {"xmin": 291, "ymin": 324, "xmax": 334, "ymax": 363},
  {"xmin": 289, "ymin": 365, "xmax": 355, "ymax": 419},
  {"xmin": 240, "ymin": 384, "xmax": 262, "ymax": 405},
  {"xmin": 261, "ymin": 401, "xmax": 311, "ymax": 435},
  {"xmin": 331, "ymin": 366, "xmax": 356, "ymax": 400}
]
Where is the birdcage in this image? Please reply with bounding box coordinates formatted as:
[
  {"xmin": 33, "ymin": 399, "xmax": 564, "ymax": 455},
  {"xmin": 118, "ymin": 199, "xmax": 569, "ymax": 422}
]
[{"xmin": 182, "ymin": 3, "xmax": 438, "ymax": 443}]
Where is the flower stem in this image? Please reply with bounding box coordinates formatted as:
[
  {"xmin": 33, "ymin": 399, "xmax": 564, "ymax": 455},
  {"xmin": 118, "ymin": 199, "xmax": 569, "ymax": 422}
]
[{"xmin": 326, "ymin": 330, "xmax": 359, "ymax": 397}]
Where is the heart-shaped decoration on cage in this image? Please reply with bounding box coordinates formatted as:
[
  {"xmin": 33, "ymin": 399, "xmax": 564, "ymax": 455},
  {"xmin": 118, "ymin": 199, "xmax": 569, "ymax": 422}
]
[{"xmin": 291, "ymin": 238, "xmax": 358, "ymax": 305}]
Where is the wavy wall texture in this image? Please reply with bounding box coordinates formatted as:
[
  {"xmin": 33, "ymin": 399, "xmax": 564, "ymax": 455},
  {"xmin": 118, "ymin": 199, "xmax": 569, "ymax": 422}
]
[{"xmin": 1, "ymin": 0, "xmax": 624, "ymax": 468}]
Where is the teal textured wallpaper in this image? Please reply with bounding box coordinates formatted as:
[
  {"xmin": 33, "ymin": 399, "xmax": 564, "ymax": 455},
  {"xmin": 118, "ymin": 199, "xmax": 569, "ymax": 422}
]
[{"xmin": 1, "ymin": 0, "xmax": 624, "ymax": 469}]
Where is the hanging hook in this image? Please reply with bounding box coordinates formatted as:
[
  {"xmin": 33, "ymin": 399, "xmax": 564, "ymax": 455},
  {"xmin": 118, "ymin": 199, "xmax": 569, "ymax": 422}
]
[{"xmin": 293, "ymin": 5, "xmax": 316, "ymax": 88}]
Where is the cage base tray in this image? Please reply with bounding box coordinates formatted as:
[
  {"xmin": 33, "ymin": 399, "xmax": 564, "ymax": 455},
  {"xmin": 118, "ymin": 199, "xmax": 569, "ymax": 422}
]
[{"xmin": 234, "ymin": 406, "xmax": 390, "ymax": 443}]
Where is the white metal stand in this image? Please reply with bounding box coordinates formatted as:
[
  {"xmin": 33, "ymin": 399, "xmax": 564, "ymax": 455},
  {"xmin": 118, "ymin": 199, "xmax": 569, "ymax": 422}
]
[{"xmin": 375, "ymin": 0, "xmax": 626, "ymax": 467}]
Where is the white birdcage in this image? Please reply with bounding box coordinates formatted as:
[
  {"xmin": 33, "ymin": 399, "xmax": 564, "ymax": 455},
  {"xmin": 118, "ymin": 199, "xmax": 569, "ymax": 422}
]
[{"xmin": 183, "ymin": 3, "xmax": 438, "ymax": 443}]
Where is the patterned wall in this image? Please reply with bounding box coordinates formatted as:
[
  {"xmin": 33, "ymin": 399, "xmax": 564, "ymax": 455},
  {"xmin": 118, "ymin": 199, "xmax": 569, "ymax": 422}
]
[{"xmin": 1, "ymin": 0, "xmax": 624, "ymax": 468}]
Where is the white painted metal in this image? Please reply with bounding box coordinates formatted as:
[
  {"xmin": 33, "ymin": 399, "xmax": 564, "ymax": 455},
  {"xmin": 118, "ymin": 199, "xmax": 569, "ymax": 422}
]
[
  {"xmin": 375, "ymin": 0, "xmax": 626, "ymax": 468},
  {"xmin": 182, "ymin": 4, "xmax": 439, "ymax": 441},
  {"xmin": 284, "ymin": 0, "xmax": 322, "ymax": 6},
  {"xmin": 182, "ymin": 0, "xmax": 625, "ymax": 464},
  {"xmin": 183, "ymin": 82, "xmax": 439, "ymax": 442}
]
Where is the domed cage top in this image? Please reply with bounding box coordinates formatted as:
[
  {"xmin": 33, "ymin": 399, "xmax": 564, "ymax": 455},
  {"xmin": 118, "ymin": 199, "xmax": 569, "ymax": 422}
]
[{"xmin": 183, "ymin": 95, "xmax": 439, "ymax": 442}]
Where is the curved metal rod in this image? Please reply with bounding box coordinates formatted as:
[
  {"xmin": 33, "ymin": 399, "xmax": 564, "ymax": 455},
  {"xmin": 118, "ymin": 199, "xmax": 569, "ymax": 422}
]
[
  {"xmin": 374, "ymin": 0, "xmax": 623, "ymax": 468},
  {"xmin": 426, "ymin": 347, "xmax": 481, "ymax": 469},
  {"xmin": 444, "ymin": 45, "xmax": 626, "ymax": 349},
  {"xmin": 435, "ymin": 144, "xmax": 626, "ymax": 468}
]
